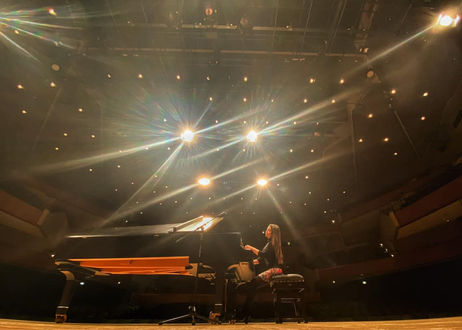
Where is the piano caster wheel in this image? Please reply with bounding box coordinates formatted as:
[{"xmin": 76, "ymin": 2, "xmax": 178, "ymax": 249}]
[{"xmin": 55, "ymin": 314, "xmax": 67, "ymax": 323}]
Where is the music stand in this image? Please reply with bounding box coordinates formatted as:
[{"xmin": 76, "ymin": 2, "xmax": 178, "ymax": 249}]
[{"xmin": 158, "ymin": 228, "xmax": 211, "ymax": 325}]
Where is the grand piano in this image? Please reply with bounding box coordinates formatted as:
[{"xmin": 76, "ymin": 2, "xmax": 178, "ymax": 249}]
[{"xmin": 53, "ymin": 215, "xmax": 252, "ymax": 323}]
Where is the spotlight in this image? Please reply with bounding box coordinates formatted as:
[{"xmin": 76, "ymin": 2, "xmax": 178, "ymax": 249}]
[
  {"xmin": 198, "ymin": 177, "xmax": 211, "ymax": 186},
  {"xmin": 204, "ymin": 6, "xmax": 214, "ymax": 16},
  {"xmin": 181, "ymin": 129, "xmax": 194, "ymax": 142},
  {"xmin": 437, "ymin": 13, "xmax": 460, "ymax": 27},
  {"xmin": 203, "ymin": 1, "xmax": 217, "ymax": 26},
  {"xmin": 366, "ymin": 69, "xmax": 375, "ymax": 79},
  {"xmin": 257, "ymin": 178, "xmax": 268, "ymax": 187},
  {"xmin": 246, "ymin": 130, "xmax": 258, "ymax": 143}
]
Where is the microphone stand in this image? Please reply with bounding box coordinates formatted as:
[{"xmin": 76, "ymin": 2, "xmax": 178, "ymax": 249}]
[{"xmin": 158, "ymin": 227, "xmax": 210, "ymax": 325}]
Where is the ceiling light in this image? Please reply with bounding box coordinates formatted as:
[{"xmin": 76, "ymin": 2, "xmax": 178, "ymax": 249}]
[
  {"xmin": 48, "ymin": 8, "xmax": 57, "ymax": 16},
  {"xmin": 176, "ymin": 74, "xmax": 181, "ymax": 80},
  {"xmin": 339, "ymin": 78, "xmax": 345, "ymax": 84},
  {"xmin": 309, "ymin": 77, "xmax": 316, "ymax": 84},
  {"xmin": 204, "ymin": 4, "xmax": 214, "ymax": 16},
  {"xmin": 181, "ymin": 129, "xmax": 194, "ymax": 142},
  {"xmin": 17, "ymin": 84, "xmax": 24, "ymax": 89},
  {"xmin": 243, "ymin": 76, "xmax": 248, "ymax": 82},
  {"xmin": 50, "ymin": 82, "xmax": 56, "ymax": 88},
  {"xmin": 366, "ymin": 69, "xmax": 375, "ymax": 79},
  {"xmin": 303, "ymin": 98, "xmax": 308, "ymax": 103},
  {"xmin": 393, "ymin": 152, "xmax": 398, "ymax": 156},
  {"xmin": 243, "ymin": 97, "xmax": 247, "ymax": 102},
  {"xmin": 91, "ymin": 134, "xmax": 96, "ymax": 139},
  {"xmin": 21, "ymin": 109, "xmax": 27, "ymax": 114},
  {"xmin": 422, "ymin": 92, "xmax": 429, "ymax": 97},
  {"xmin": 78, "ymin": 108, "xmax": 83, "ymax": 112},
  {"xmin": 437, "ymin": 13, "xmax": 460, "ymax": 27},
  {"xmin": 107, "ymin": 73, "xmax": 112, "ymax": 79},
  {"xmin": 246, "ymin": 130, "xmax": 258, "ymax": 143},
  {"xmin": 198, "ymin": 177, "xmax": 211, "ymax": 186},
  {"xmin": 206, "ymin": 76, "xmax": 210, "ymax": 81},
  {"xmin": 63, "ymin": 132, "xmax": 68, "ymax": 137},
  {"xmin": 51, "ymin": 64, "xmax": 60, "ymax": 71},
  {"xmin": 138, "ymin": 73, "xmax": 143, "ymax": 79},
  {"xmin": 368, "ymin": 113, "xmax": 374, "ymax": 119},
  {"xmin": 331, "ymin": 99, "xmax": 336, "ymax": 104},
  {"xmin": 390, "ymin": 89, "xmax": 396, "ymax": 95},
  {"xmin": 209, "ymin": 96, "xmax": 213, "ymax": 101},
  {"xmin": 257, "ymin": 178, "xmax": 268, "ymax": 187},
  {"xmin": 54, "ymin": 147, "xmax": 59, "ymax": 151},
  {"xmin": 383, "ymin": 137, "xmax": 389, "ymax": 142},
  {"xmin": 420, "ymin": 116, "xmax": 426, "ymax": 121},
  {"xmin": 358, "ymin": 138, "xmax": 363, "ymax": 143}
]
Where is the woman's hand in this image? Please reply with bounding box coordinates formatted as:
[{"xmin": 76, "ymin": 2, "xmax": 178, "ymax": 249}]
[
  {"xmin": 253, "ymin": 259, "xmax": 259, "ymax": 265},
  {"xmin": 244, "ymin": 245, "xmax": 259, "ymax": 256}
]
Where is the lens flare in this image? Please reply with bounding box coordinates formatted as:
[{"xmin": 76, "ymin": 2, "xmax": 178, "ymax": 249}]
[
  {"xmin": 198, "ymin": 177, "xmax": 211, "ymax": 186},
  {"xmin": 257, "ymin": 178, "xmax": 268, "ymax": 187},
  {"xmin": 181, "ymin": 129, "xmax": 194, "ymax": 142},
  {"xmin": 246, "ymin": 130, "xmax": 258, "ymax": 143}
]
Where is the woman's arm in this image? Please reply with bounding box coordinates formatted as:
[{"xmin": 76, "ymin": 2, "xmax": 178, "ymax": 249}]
[{"xmin": 244, "ymin": 244, "xmax": 259, "ymax": 256}]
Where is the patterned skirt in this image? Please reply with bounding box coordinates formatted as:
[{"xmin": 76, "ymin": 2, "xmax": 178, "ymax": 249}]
[{"xmin": 257, "ymin": 267, "xmax": 283, "ymax": 282}]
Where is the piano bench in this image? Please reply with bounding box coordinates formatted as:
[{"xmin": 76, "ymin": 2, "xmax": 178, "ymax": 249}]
[{"xmin": 270, "ymin": 274, "xmax": 306, "ymax": 324}]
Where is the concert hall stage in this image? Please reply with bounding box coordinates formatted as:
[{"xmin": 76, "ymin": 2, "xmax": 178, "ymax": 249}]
[{"xmin": 1, "ymin": 317, "xmax": 462, "ymax": 329}]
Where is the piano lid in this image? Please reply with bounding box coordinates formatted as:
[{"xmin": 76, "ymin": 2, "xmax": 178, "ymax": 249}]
[{"xmin": 67, "ymin": 215, "xmax": 224, "ymax": 238}]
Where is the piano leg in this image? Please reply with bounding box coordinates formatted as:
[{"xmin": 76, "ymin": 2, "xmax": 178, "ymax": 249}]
[
  {"xmin": 55, "ymin": 271, "xmax": 77, "ymax": 323},
  {"xmin": 210, "ymin": 265, "xmax": 226, "ymax": 323}
]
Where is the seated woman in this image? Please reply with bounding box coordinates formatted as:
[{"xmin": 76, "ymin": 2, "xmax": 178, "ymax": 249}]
[{"xmin": 233, "ymin": 223, "xmax": 284, "ymax": 322}]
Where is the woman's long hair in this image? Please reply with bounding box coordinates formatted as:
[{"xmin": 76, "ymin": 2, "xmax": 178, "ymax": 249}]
[{"xmin": 269, "ymin": 224, "xmax": 283, "ymax": 265}]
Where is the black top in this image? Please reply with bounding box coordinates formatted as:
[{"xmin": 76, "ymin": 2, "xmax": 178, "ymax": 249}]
[{"xmin": 257, "ymin": 240, "xmax": 282, "ymax": 269}]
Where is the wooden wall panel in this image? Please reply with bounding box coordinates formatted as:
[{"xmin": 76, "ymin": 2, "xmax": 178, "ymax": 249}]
[
  {"xmin": 0, "ymin": 190, "xmax": 42, "ymax": 225},
  {"xmin": 395, "ymin": 176, "xmax": 462, "ymax": 226}
]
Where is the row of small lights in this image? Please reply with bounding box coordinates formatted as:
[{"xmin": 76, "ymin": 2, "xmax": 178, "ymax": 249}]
[
  {"xmin": 16, "ymin": 81, "xmax": 430, "ymax": 118},
  {"xmin": 47, "ymin": 128, "xmax": 402, "ymax": 158}
]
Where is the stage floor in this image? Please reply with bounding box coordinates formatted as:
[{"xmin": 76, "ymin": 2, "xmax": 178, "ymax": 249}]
[{"xmin": 1, "ymin": 317, "xmax": 462, "ymax": 329}]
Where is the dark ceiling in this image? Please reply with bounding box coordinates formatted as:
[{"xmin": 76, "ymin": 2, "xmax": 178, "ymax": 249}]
[{"xmin": 1, "ymin": 0, "xmax": 461, "ymax": 240}]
